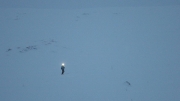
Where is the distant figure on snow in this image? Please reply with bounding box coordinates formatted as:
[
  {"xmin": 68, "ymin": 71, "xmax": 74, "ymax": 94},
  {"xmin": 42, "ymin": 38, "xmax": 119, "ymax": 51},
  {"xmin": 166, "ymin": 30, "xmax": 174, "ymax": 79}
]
[{"xmin": 61, "ymin": 63, "xmax": 65, "ymax": 75}]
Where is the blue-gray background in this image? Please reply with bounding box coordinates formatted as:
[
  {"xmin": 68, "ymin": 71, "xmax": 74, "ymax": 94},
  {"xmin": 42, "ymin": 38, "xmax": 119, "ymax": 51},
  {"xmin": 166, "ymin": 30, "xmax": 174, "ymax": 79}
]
[{"xmin": 0, "ymin": 0, "xmax": 180, "ymax": 101}]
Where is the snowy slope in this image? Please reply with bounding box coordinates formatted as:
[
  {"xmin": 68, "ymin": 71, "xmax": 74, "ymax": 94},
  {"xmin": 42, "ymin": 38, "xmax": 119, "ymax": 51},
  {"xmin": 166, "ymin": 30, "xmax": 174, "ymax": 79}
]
[{"xmin": 0, "ymin": 5, "xmax": 180, "ymax": 101}]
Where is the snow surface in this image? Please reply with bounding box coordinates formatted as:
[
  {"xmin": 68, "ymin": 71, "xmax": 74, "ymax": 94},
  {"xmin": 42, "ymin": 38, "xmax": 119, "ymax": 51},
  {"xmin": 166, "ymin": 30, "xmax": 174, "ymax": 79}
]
[{"xmin": 0, "ymin": 4, "xmax": 180, "ymax": 101}]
